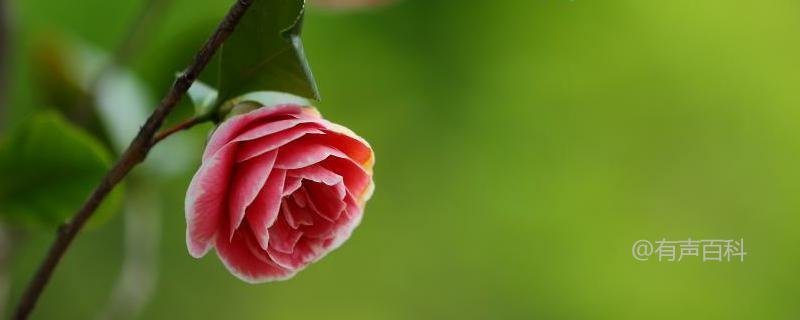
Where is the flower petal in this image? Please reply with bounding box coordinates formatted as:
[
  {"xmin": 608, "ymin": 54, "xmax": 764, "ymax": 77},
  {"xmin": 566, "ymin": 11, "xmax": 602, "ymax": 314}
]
[
  {"xmin": 283, "ymin": 191, "xmax": 315, "ymax": 229},
  {"xmin": 215, "ymin": 224, "xmax": 295, "ymax": 283},
  {"xmin": 245, "ymin": 168, "xmax": 286, "ymax": 250},
  {"xmin": 288, "ymin": 165, "xmax": 343, "ymax": 186},
  {"xmin": 236, "ymin": 124, "xmax": 325, "ymax": 162},
  {"xmin": 185, "ymin": 143, "xmax": 236, "ymax": 257},
  {"xmin": 203, "ymin": 105, "xmax": 307, "ymax": 161},
  {"xmin": 228, "ymin": 151, "xmax": 277, "ymax": 239},
  {"xmin": 321, "ymin": 191, "xmax": 365, "ymax": 253},
  {"xmin": 274, "ymin": 138, "xmax": 348, "ymax": 170},
  {"xmin": 268, "ymin": 212, "xmax": 304, "ymax": 254},
  {"xmin": 304, "ymin": 181, "xmax": 346, "ymax": 222},
  {"xmin": 319, "ymin": 156, "xmax": 372, "ymax": 199},
  {"xmin": 283, "ymin": 176, "xmax": 303, "ymax": 196},
  {"xmin": 316, "ymin": 121, "xmax": 374, "ymax": 169},
  {"xmin": 303, "ymin": 190, "xmax": 363, "ymax": 243},
  {"xmin": 266, "ymin": 238, "xmax": 326, "ymax": 270},
  {"xmin": 292, "ymin": 190, "xmax": 307, "ymax": 208},
  {"xmin": 233, "ymin": 118, "xmax": 314, "ymax": 142}
]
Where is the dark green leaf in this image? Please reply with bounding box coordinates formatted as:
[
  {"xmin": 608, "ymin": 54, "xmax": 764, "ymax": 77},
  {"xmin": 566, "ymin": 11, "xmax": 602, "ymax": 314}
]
[
  {"xmin": 0, "ymin": 112, "xmax": 123, "ymax": 229},
  {"xmin": 217, "ymin": 0, "xmax": 319, "ymax": 102}
]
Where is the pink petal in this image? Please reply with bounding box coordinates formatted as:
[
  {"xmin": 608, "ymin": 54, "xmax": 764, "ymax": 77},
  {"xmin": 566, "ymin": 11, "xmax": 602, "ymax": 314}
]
[
  {"xmin": 236, "ymin": 124, "xmax": 325, "ymax": 162},
  {"xmin": 215, "ymin": 224, "xmax": 295, "ymax": 283},
  {"xmin": 323, "ymin": 191, "xmax": 365, "ymax": 250},
  {"xmin": 245, "ymin": 169, "xmax": 286, "ymax": 250},
  {"xmin": 283, "ymin": 193, "xmax": 315, "ymax": 229},
  {"xmin": 319, "ymin": 156, "xmax": 372, "ymax": 199},
  {"xmin": 267, "ymin": 191, "xmax": 364, "ymax": 271},
  {"xmin": 267, "ymin": 238, "xmax": 326, "ymax": 270},
  {"xmin": 316, "ymin": 123, "xmax": 374, "ymax": 167},
  {"xmin": 227, "ymin": 151, "xmax": 277, "ymax": 239},
  {"xmin": 343, "ymin": 189, "xmax": 364, "ymax": 219},
  {"xmin": 304, "ymin": 190, "xmax": 363, "ymax": 241},
  {"xmin": 274, "ymin": 138, "xmax": 348, "ymax": 170},
  {"xmin": 283, "ymin": 176, "xmax": 303, "ymax": 196},
  {"xmin": 292, "ymin": 190, "xmax": 307, "ymax": 208},
  {"xmin": 340, "ymin": 190, "xmax": 364, "ymax": 236},
  {"xmin": 203, "ymin": 105, "xmax": 307, "ymax": 161},
  {"xmin": 185, "ymin": 143, "xmax": 236, "ymax": 257},
  {"xmin": 234, "ymin": 118, "xmax": 313, "ymax": 142},
  {"xmin": 287, "ymin": 164, "xmax": 343, "ymax": 186},
  {"xmin": 304, "ymin": 181, "xmax": 346, "ymax": 222},
  {"xmin": 326, "ymin": 219, "xmax": 359, "ymax": 253},
  {"xmin": 268, "ymin": 213, "xmax": 304, "ymax": 254},
  {"xmin": 300, "ymin": 216, "xmax": 340, "ymax": 239}
]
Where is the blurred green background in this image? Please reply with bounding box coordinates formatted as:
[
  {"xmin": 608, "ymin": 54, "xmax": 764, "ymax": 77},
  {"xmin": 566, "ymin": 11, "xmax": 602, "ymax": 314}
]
[{"xmin": 3, "ymin": 0, "xmax": 800, "ymax": 319}]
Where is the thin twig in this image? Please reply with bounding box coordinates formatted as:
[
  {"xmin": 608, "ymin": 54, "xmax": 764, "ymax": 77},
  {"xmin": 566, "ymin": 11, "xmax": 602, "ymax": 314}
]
[
  {"xmin": 12, "ymin": 1, "xmax": 254, "ymax": 319},
  {"xmin": 153, "ymin": 116, "xmax": 206, "ymax": 143}
]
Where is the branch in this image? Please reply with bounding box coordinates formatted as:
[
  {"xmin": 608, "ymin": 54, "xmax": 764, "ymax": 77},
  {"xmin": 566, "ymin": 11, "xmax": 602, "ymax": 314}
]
[
  {"xmin": 153, "ymin": 116, "xmax": 206, "ymax": 144},
  {"xmin": 12, "ymin": 1, "xmax": 255, "ymax": 319}
]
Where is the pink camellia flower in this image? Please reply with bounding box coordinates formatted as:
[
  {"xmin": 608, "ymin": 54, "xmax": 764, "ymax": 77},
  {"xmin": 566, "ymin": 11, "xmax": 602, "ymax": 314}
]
[{"xmin": 185, "ymin": 104, "xmax": 374, "ymax": 283}]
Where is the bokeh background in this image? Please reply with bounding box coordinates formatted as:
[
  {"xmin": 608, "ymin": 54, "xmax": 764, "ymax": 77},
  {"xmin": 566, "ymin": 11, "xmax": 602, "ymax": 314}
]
[{"xmin": 2, "ymin": 0, "xmax": 800, "ymax": 319}]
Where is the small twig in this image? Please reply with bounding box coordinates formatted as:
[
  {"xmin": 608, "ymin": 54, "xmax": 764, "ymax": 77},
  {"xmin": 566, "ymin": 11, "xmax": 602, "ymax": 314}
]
[
  {"xmin": 153, "ymin": 116, "xmax": 206, "ymax": 144},
  {"xmin": 12, "ymin": 1, "xmax": 255, "ymax": 319}
]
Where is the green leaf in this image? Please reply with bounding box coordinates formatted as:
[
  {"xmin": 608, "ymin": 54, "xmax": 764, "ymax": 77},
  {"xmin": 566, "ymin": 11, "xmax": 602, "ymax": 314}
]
[
  {"xmin": 217, "ymin": 0, "xmax": 319, "ymax": 103},
  {"xmin": 0, "ymin": 112, "xmax": 123, "ymax": 229}
]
